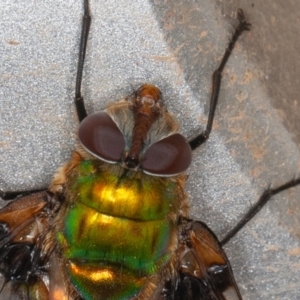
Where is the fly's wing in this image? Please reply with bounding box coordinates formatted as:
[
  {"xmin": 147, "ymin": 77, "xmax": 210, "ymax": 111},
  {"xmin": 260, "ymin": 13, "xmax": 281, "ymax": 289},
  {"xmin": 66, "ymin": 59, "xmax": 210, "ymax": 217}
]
[
  {"xmin": 174, "ymin": 220, "xmax": 242, "ymax": 300},
  {"xmin": 0, "ymin": 191, "xmax": 61, "ymax": 299}
]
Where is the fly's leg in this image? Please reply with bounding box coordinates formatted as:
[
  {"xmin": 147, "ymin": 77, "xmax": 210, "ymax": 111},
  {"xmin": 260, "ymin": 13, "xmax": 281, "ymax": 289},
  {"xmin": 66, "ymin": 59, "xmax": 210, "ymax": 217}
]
[
  {"xmin": 221, "ymin": 177, "xmax": 300, "ymax": 245},
  {"xmin": 0, "ymin": 191, "xmax": 60, "ymax": 298},
  {"xmin": 74, "ymin": 0, "xmax": 91, "ymax": 122},
  {"xmin": 189, "ymin": 9, "xmax": 251, "ymax": 150},
  {"xmin": 163, "ymin": 218, "xmax": 242, "ymax": 299},
  {"xmin": 0, "ymin": 189, "xmax": 46, "ymax": 201}
]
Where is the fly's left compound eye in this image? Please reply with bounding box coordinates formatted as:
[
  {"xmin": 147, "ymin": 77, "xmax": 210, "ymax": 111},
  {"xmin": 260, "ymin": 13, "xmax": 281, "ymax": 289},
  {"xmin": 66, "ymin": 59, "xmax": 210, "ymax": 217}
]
[
  {"xmin": 142, "ymin": 133, "xmax": 192, "ymax": 176},
  {"xmin": 78, "ymin": 112, "xmax": 125, "ymax": 163}
]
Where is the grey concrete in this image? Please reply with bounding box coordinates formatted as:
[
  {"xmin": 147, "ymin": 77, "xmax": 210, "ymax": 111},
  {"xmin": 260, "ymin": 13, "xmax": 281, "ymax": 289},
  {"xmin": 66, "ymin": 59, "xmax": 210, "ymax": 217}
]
[{"xmin": 0, "ymin": 0, "xmax": 299, "ymax": 299}]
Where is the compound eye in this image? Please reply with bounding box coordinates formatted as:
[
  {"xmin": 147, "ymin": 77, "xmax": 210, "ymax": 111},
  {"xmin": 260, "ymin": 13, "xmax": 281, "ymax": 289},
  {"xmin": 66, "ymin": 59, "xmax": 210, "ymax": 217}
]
[
  {"xmin": 78, "ymin": 112, "xmax": 125, "ymax": 163},
  {"xmin": 142, "ymin": 133, "xmax": 192, "ymax": 176}
]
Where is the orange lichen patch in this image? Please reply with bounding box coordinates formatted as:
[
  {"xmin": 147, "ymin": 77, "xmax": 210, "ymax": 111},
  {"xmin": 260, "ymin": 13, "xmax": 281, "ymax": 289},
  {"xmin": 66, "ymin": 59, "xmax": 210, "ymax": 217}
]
[
  {"xmin": 200, "ymin": 31, "xmax": 207, "ymax": 38},
  {"xmin": 288, "ymin": 247, "xmax": 300, "ymax": 256},
  {"xmin": 250, "ymin": 166, "xmax": 264, "ymax": 178},
  {"xmin": 249, "ymin": 143, "xmax": 266, "ymax": 161},
  {"xmin": 235, "ymin": 90, "xmax": 249, "ymax": 103},
  {"xmin": 265, "ymin": 245, "xmax": 279, "ymax": 251},
  {"xmin": 151, "ymin": 54, "xmax": 175, "ymax": 61},
  {"xmin": 7, "ymin": 40, "xmax": 20, "ymax": 45},
  {"xmin": 230, "ymin": 73, "xmax": 237, "ymax": 85},
  {"xmin": 242, "ymin": 70, "xmax": 253, "ymax": 84}
]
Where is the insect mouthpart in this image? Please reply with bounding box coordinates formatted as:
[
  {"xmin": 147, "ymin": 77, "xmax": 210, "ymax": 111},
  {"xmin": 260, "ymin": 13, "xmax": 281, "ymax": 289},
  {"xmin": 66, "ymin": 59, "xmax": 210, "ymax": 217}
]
[{"xmin": 123, "ymin": 155, "xmax": 140, "ymax": 170}]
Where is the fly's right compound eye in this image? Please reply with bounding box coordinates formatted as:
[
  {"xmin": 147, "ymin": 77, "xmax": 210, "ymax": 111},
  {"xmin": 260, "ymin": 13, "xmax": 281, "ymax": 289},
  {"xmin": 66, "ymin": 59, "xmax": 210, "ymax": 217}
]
[
  {"xmin": 141, "ymin": 133, "xmax": 192, "ymax": 176},
  {"xmin": 78, "ymin": 112, "xmax": 125, "ymax": 163}
]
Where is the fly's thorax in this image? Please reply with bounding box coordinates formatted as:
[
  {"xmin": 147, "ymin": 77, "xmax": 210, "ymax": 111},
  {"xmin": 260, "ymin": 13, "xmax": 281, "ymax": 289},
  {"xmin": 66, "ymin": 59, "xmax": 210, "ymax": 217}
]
[
  {"xmin": 50, "ymin": 146, "xmax": 189, "ymax": 215},
  {"xmin": 64, "ymin": 151, "xmax": 188, "ymax": 219}
]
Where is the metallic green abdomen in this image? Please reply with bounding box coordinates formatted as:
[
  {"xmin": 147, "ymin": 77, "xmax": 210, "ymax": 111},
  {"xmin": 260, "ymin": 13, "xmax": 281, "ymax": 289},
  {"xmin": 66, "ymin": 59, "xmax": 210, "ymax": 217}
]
[{"xmin": 58, "ymin": 160, "xmax": 180, "ymax": 299}]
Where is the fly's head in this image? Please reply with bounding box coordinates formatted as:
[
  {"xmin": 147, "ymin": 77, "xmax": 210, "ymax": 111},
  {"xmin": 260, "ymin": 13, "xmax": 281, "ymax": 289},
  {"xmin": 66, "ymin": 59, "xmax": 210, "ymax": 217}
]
[{"xmin": 78, "ymin": 84, "xmax": 192, "ymax": 177}]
